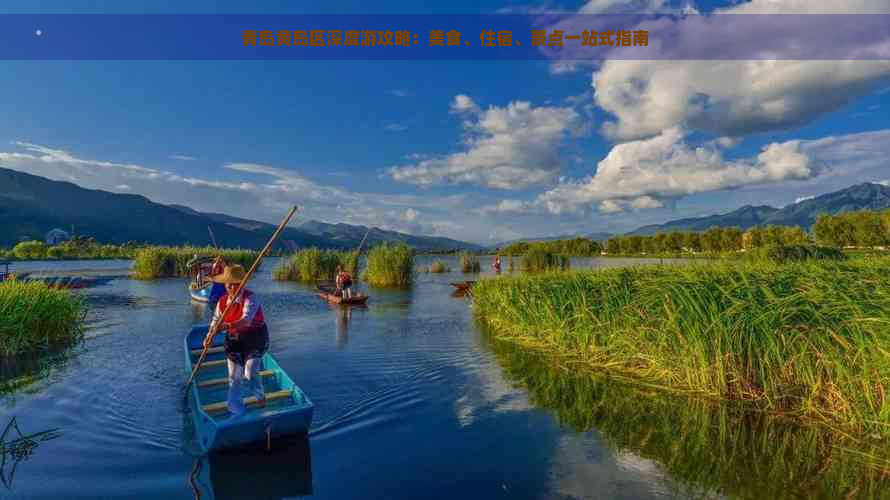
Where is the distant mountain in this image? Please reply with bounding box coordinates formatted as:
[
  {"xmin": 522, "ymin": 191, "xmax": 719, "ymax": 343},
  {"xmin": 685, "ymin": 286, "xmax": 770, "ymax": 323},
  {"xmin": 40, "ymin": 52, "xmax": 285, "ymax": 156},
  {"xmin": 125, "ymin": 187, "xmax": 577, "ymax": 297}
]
[
  {"xmin": 628, "ymin": 183, "xmax": 890, "ymax": 235},
  {"xmin": 0, "ymin": 168, "xmax": 482, "ymax": 251}
]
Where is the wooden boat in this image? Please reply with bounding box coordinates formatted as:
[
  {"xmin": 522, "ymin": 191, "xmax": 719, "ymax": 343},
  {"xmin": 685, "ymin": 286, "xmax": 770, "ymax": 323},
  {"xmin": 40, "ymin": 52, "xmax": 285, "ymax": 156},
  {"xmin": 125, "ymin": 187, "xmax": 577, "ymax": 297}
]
[
  {"xmin": 449, "ymin": 281, "xmax": 476, "ymax": 291},
  {"xmin": 184, "ymin": 325, "xmax": 314, "ymax": 452},
  {"xmin": 189, "ymin": 282, "xmax": 212, "ymax": 303},
  {"xmin": 316, "ymin": 286, "xmax": 369, "ymax": 305}
]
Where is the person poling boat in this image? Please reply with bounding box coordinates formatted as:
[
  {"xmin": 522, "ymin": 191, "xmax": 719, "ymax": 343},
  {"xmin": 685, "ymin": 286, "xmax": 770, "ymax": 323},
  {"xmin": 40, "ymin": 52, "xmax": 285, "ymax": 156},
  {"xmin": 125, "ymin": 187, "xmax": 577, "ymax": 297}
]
[
  {"xmin": 493, "ymin": 255, "xmax": 502, "ymax": 273},
  {"xmin": 208, "ymin": 264, "xmax": 270, "ymax": 416},
  {"xmin": 335, "ymin": 265, "xmax": 353, "ymax": 299}
]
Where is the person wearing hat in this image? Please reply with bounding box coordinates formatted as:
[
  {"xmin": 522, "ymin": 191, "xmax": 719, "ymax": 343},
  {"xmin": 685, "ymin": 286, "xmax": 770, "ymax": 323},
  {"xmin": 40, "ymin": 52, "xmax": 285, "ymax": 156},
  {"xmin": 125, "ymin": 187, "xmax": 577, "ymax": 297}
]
[{"xmin": 207, "ymin": 265, "xmax": 269, "ymax": 415}]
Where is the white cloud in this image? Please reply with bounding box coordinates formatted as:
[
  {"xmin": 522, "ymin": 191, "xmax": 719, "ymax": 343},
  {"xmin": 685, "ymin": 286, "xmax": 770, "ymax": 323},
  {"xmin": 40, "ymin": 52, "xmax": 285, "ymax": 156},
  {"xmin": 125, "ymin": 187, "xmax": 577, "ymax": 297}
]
[
  {"xmin": 590, "ymin": 0, "xmax": 890, "ymax": 140},
  {"xmin": 384, "ymin": 123, "xmax": 408, "ymax": 132},
  {"xmin": 794, "ymin": 195, "xmax": 815, "ymax": 203},
  {"xmin": 170, "ymin": 154, "xmax": 197, "ymax": 161},
  {"xmin": 389, "ymin": 97, "xmax": 585, "ymax": 190},
  {"xmin": 579, "ymin": 0, "xmax": 672, "ymax": 14},
  {"xmin": 878, "ymin": 180, "xmax": 890, "ymax": 187},
  {"xmin": 529, "ymin": 127, "xmax": 820, "ymax": 214},
  {"xmin": 387, "ymin": 89, "xmax": 411, "ymax": 97},
  {"xmin": 115, "ymin": 184, "xmax": 132, "ymax": 191}
]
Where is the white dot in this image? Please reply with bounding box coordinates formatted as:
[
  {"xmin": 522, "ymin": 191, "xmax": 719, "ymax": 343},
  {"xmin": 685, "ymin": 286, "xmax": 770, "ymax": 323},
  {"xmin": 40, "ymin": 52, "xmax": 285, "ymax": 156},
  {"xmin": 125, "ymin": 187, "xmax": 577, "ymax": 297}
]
[{"xmin": 35, "ymin": 29, "xmax": 43, "ymax": 36}]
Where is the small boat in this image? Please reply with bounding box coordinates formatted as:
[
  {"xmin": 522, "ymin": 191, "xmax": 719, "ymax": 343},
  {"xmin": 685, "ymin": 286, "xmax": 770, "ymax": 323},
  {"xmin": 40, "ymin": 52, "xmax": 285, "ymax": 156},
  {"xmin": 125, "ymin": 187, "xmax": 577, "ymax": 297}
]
[
  {"xmin": 184, "ymin": 325, "xmax": 314, "ymax": 452},
  {"xmin": 316, "ymin": 285, "xmax": 369, "ymax": 305},
  {"xmin": 189, "ymin": 282, "xmax": 213, "ymax": 303},
  {"xmin": 449, "ymin": 281, "xmax": 476, "ymax": 291}
]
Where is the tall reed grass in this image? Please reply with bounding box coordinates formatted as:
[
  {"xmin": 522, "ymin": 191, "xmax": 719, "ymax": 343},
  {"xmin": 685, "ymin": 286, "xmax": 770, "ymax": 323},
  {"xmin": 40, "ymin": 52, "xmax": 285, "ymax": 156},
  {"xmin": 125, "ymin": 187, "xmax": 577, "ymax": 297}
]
[
  {"xmin": 459, "ymin": 252, "xmax": 481, "ymax": 273},
  {"xmin": 746, "ymin": 244, "xmax": 846, "ymax": 263},
  {"xmin": 520, "ymin": 248, "xmax": 570, "ymax": 272},
  {"xmin": 364, "ymin": 243, "xmax": 413, "ymax": 287},
  {"xmin": 133, "ymin": 246, "xmax": 257, "ymax": 279},
  {"xmin": 473, "ymin": 257, "xmax": 890, "ymax": 437},
  {"xmin": 486, "ymin": 334, "xmax": 890, "ymax": 499},
  {"xmin": 273, "ymin": 248, "xmax": 358, "ymax": 282},
  {"xmin": 0, "ymin": 282, "xmax": 86, "ymax": 356},
  {"xmin": 428, "ymin": 260, "xmax": 450, "ymax": 273}
]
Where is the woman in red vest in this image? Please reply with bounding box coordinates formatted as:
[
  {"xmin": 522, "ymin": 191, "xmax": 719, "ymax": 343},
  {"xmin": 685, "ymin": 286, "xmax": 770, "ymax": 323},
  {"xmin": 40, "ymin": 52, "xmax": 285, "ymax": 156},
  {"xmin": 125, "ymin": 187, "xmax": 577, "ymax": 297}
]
[{"xmin": 209, "ymin": 265, "xmax": 269, "ymax": 415}]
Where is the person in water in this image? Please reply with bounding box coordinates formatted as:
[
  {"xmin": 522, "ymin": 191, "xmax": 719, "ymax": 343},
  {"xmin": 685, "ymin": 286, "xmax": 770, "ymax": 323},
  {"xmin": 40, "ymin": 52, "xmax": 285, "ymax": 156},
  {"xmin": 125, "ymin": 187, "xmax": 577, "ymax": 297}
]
[
  {"xmin": 335, "ymin": 265, "xmax": 353, "ymax": 299},
  {"xmin": 207, "ymin": 265, "xmax": 269, "ymax": 415}
]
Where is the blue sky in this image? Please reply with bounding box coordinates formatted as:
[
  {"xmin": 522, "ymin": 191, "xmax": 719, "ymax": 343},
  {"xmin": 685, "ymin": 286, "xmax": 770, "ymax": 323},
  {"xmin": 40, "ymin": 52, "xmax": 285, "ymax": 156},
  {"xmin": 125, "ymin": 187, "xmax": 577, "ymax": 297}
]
[{"xmin": 2, "ymin": 0, "xmax": 889, "ymax": 243}]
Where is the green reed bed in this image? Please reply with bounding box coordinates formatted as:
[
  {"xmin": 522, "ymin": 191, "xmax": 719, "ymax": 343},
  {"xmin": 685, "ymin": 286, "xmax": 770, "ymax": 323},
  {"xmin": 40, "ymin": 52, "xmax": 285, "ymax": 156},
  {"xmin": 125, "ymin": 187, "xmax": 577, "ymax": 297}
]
[
  {"xmin": 273, "ymin": 248, "xmax": 358, "ymax": 282},
  {"xmin": 485, "ymin": 334, "xmax": 890, "ymax": 499},
  {"xmin": 364, "ymin": 243, "xmax": 413, "ymax": 287},
  {"xmin": 746, "ymin": 244, "xmax": 847, "ymax": 263},
  {"xmin": 473, "ymin": 257, "xmax": 890, "ymax": 437},
  {"xmin": 0, "ymin": 282, "xmax": 86, "ymax": 356},
  {"xmin": 520, "ymin": 248, "xmax": 570, "ymax": 272},
  {"xmin": 426, "ymin": 260, "xmax": 450, "ymax": 273},
  {"xmin": 133, "ymin": 246, "xmax": 257, "ymax": 280},
  {"xmin": 459, "ymin": 252, "xmax": 481, "ymax": 273}
]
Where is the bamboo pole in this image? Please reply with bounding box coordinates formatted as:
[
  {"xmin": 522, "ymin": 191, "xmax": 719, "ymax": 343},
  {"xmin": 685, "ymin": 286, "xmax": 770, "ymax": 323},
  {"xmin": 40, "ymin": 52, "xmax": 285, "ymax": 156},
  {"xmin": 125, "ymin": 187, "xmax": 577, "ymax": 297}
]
[{"xmin": 184, "ymin": 206, "xmax": 298, "ymax": 395}]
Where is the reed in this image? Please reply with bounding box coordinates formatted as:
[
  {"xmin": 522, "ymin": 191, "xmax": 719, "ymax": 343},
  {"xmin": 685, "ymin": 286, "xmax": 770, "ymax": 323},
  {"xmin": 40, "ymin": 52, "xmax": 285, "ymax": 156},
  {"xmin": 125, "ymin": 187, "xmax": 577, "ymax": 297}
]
[
  {"xmin": 0, "ymin": 282, "xmax": 86, "ymax": 356},
  {"xmin": 133, "ymin": 246, "xmax": 257, "ymax": 279},
  {"xmin": 364, "ymin": 243, "xmax": 413, "ymax": 287},
  {"xmin": 520, "ymin": 248, "xmax": 570, "ymax": 272},
  {"xmin": 428, "ymin": 260, "xmax": 449, "ymax": 273},
  {"xmin": 485, "ymin": 334, "xmax": 890, "ymax": 499},
  {"xmin": 746, "ymin": 244, "xmax": 847, "ymax": 263},
  {"xmin": 473, "ymin": 257, "xmax": 890, "ymax": 437},
  {"xmin": 273, "ymin": 248, "xmax": 357, "ymax": 282},
  {"xmin": 459, "ymin": 252, "xmax": 481, "ymax": 273}
]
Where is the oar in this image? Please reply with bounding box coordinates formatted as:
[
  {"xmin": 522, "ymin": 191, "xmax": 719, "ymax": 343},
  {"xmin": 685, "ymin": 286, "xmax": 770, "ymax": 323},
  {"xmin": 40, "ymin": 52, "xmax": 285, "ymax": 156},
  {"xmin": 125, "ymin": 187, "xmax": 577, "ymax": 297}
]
[
  {"xmin": 208, "ymin": 226, "xmax": 219, "ymax": 250},
  {"xmin": 184, "ymin": 206, "xmax": 299, "ymax": 395}
]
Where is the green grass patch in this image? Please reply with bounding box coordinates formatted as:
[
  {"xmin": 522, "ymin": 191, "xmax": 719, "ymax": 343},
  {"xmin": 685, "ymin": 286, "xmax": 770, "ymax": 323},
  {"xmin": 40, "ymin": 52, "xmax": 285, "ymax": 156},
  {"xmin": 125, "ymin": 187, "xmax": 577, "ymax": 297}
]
[
  {"xmin": 459, "ymin": 252, "xmax": 481, "ymax": 273},
  {"xmin": 364, "ymin": 243, "xmax": 413, "ymax": 287},
  {"xmin": 746, "ymin": 244, "xmax": 847, "ymax": 263},
  {"xmin": 273, "ymin": 248, "xmax": 358, "ymax": 282},
  {"xmin": 427, "ymin": 260, "xmax": 450, "ymax": 273},
  {"xmin": 473, "ymin": 257, "xmax": 890, "ymax": 438},
  {"xmin": 520, "ymin": 248, "xmax": 570, "ymax": 272},
  {"xmin": 133, "ymin": 246, "xmax": 257, "ymax": 279},
  {"xmin": 0, "ymin": 282, "xmax": 86, "ymax": 357}
]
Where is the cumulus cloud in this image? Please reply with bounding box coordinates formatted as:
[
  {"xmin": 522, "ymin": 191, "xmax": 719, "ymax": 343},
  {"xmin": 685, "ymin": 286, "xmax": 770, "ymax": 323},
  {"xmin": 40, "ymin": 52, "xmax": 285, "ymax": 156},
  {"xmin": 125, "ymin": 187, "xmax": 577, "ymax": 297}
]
[
  {"xmin": 515, "ymin": 127, "xmax": 822, "ymax": 214},
  {"xmin": 389, "ymin": 96, "xmax": 585, "ymax": 190},
  {"xmin": 384, "ymin": 123, "xmax": 408, "ymax": 132},
  {"xmin": 591, "ymin": 0, "xmax": 890, "ymax": 140},
  {"xmin": 170, "ymin": 154, "xmax": 197, "ymax": 161}
]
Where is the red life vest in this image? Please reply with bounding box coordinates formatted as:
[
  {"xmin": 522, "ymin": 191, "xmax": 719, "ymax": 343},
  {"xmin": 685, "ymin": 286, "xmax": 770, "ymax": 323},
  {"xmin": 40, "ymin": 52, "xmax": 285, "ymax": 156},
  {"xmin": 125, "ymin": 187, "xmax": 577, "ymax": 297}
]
[{"xmin": 218, "ymin": 290, "xmax": 265, "ymax": 335}]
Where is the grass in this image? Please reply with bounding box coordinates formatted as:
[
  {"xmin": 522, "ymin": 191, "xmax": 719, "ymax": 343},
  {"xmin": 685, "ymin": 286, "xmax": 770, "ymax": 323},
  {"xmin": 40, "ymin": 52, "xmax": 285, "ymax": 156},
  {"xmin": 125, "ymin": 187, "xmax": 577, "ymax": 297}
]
[
  {"xmin": 427, "ymin": 260, "xmax": 450, "ymax": 273},
  {"xmin": 133, "ymin": 246, "xmax": 257, "ymax": 280},
  {"xmin": 746, "ymin": 244, "xmax": 847, "ymax": 263},
  {"xmin": 473, "ymin": 257, "xmax": 890, "ymax": 438},
  {"xmin": 273, "ymin": 248, "xmax": 358, "ymax": 282},
  {"xmin": 520, "ymin": 248, "xmax": 570, "ymax": 272},
  {"xmin": 364, "ymin": 243, "xmax": 413, "ymax": 287},
  {"xmin": 459, "ymin": 252, "xmax": 481, "ymax": 273},
  {"xmin": 0, "ymin": 282, "xmax": 86, "ymax": 356},
  {"xmin": 485, "ymin": 334, "xmax": 890, "ymax": 499}
]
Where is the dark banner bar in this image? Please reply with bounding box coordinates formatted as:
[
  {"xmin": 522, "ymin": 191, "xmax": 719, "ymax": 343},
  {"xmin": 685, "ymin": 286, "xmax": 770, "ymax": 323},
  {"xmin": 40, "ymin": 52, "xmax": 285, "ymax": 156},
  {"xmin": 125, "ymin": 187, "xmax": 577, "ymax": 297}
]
[{"xmin": 1, "ymin": 14, "xmax": 888, "ymax": 60}]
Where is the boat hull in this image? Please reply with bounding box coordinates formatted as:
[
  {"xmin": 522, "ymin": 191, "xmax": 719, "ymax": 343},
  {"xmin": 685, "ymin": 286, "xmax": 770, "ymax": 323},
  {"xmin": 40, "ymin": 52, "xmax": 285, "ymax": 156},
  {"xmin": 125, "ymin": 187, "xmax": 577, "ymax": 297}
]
[
  {"xmin": 184, "ymin": 325, "xmax": 314, "ymax": 452},
  {"xmin": 317, "ymin": 290, "xmax": 369, "ymax": 305}
]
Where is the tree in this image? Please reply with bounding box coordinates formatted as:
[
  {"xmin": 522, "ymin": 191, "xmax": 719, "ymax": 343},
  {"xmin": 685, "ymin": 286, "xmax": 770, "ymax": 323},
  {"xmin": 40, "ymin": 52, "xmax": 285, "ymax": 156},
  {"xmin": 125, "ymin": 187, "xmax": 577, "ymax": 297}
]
[
  {"xmin": 12, "ymin": 240, "xmax": 47, "ymax": 260},
  {"xmin": 701, "ymin": 227, "xmax": 723, "ymax": 252},
  {"xmin": 606, "ymin": 238, "xmax": 622, "ymax": 255},
  {"xmin": 720, "ymin": 227, "xmax": 743, "ymax": 252}
]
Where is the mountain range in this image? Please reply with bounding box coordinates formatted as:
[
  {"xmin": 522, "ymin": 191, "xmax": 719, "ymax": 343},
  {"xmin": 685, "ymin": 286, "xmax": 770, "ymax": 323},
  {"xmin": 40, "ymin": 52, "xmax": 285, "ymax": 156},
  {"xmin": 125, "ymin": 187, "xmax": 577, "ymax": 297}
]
[
  {"xmin": 628, "ymin": 182, "xmax": 890, "ymax": 235},
  {"xmin": 0, "ymin": 167, "xmax": 483, "ymax": 251}
]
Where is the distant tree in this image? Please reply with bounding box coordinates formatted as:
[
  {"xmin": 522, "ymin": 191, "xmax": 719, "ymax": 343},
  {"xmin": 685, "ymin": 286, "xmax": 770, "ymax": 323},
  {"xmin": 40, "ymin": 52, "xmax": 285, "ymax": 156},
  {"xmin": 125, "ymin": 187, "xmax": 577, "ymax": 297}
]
[
  {"xmin": 664, "ymin": 232, "xmax": 683, "ymax": 253},
  {"xmin": 606, "ymin": 238, "xmax": 622, "ymax": 255},
  {"xmin": 13, "ymin": 240, "xmax": 47, "ymax": 260},
  {"xmin": 701, "ymin": 227, "xmax": 723, "ymax": 252},
  {"xmin": 721, "ymin": 227, "xmax": 743, "ymax": 252},
  {"xmin": 682, "ymin": 231, "xmax": 702, "ymax": 252}
]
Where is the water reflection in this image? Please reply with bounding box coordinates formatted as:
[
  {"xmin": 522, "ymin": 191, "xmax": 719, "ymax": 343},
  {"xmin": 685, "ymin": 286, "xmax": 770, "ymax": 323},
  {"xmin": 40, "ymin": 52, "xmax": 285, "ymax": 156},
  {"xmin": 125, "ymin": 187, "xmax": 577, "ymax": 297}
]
[
  {"xmin": 483, "ymin": 330, "xmax": 890, "ymax": 500},
  {"xmin": 0, "ymin": 417, "xmax": 61, "ymax": 491},
  {"xmin": 334, "ymin": 305, "xmax": 352, "ymax": 350},
  {"xmin": 189, "ymin": 434, "xmax": 312, "ymax": 500},
  {"xmin": 0, "ymin": 344, "xmax": 82, "ymax": 401}
]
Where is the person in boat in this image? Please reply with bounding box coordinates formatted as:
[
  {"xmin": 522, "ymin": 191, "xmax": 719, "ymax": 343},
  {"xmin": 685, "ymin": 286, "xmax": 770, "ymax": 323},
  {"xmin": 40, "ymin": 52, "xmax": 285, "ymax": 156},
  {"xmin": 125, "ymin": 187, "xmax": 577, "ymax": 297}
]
[
  {"xmin": 206, "ymin": 265, "xmax": 269, "ymax": 415},
  {"xmin": 335, "ymin": 266, "xmax": 353, "ymax": 299},
  {"xmin": 208, "ymin": 256, "xmax": 227, "ymax": 304},
  {"xmin": 493, "ymin": 255, "xmax": 502, "ymax": 273}
]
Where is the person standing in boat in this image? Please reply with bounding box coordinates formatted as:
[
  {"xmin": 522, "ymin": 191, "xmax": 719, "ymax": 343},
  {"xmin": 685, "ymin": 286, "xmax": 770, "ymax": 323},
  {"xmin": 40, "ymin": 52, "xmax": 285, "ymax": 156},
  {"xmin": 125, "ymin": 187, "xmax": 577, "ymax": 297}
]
[
  {"xmin": 208, "ymin": 256, "xmax": 227, "ymax": 305},
  {"xmin": 335, "ymin": 266, "xmax": 353, "ymax": 299},
  {"xmin": 207, "ymin": 265, "xmax": 269, "ymax": 415},
  {"xmin": 493, "ymin": 255, "xmax": 502, "ymax": 273}
]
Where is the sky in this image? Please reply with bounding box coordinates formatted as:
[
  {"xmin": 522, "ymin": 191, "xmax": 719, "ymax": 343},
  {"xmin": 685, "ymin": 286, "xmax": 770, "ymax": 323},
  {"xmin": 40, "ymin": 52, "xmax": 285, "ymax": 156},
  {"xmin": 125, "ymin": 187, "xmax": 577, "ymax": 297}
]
[{"xmin": 1, "ymin": 0, "xmax": 889, "ymax": 244}]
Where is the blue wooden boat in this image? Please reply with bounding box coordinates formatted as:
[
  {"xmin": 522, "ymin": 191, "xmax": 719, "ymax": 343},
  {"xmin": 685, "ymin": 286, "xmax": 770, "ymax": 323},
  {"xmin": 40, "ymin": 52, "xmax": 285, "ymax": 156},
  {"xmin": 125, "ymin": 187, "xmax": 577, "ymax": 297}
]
[
  {"xmin": 189, "ymin": 282, "xmax": 225, "ymax": 305},
  {"xmin": 184, "ymin": 325, "xmax": 314, "ymax": 452}
]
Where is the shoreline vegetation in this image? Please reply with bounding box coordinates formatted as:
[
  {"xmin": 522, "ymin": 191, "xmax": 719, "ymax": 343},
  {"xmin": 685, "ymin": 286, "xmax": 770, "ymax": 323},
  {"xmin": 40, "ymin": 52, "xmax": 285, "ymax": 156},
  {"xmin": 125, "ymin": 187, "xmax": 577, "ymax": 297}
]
[
  {"xmin": 0, "ymin": 281, "xmax": 86, "ymax": 356},
  {"xmin": 364, "ymin": 243, "xmax": 414, "ymax": 287},
  {"xmin": 273, "ymin": 248, "xmax": 358, "ymax": 282},
  {"xmin": 473, "ymin": 256, "xmax": 890, "ymax": 440},
  {"xmin": 133, "ymin": 247, "xmax": 257, "ymax": 280}
]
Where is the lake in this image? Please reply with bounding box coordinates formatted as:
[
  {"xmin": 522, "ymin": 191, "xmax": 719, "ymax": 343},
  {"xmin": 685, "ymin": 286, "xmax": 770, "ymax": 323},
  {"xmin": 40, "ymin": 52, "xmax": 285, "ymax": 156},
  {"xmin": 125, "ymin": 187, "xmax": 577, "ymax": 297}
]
[{"xmin": 2, "ymin": 256, "xmax": 885, "ymax": 499}]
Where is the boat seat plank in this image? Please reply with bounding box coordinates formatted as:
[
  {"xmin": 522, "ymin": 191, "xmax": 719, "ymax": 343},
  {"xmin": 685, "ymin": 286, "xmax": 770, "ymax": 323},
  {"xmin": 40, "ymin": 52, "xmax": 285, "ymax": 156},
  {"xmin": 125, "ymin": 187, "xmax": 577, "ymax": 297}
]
[
  {"xmin": 197, "ymin": 370, "xmax": 276, "ymax": 388},
  {"xmin": 202, "ymin": 389, "xmax": 292, "ymax": 415},
  {"xmin": 190, "ymin": 346, "xmax": 224, "ymax": 355},
  {"xmin": 195, "ymin": 359, "xmax": 227, "ymax": 370}
]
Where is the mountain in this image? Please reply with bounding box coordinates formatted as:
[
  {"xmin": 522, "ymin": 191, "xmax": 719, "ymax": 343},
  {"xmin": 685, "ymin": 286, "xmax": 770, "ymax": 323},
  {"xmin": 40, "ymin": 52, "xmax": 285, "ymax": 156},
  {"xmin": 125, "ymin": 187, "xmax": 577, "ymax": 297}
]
[
  {"xmin": 628, "ymin": 183, "xmax": 890, "ymax": 235},
  {"xmin": 0, "ymin": 168, "xmax": 482, "ymax": 251}
]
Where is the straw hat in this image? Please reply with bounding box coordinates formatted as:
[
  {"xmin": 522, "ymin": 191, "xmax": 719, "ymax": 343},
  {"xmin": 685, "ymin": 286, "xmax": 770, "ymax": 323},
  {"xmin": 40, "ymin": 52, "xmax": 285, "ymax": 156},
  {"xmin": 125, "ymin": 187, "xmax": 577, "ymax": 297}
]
[{"xmin": 211, "ymin": 265, "xmax": 250, "ymax": 284}]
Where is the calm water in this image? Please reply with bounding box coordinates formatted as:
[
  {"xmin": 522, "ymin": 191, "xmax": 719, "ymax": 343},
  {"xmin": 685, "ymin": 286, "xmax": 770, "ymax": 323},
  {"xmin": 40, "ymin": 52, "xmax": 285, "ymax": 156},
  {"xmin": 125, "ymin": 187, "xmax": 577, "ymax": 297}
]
[{"xmin": 2, "ymin": 256, "xmax": 886, "ymax": 499}]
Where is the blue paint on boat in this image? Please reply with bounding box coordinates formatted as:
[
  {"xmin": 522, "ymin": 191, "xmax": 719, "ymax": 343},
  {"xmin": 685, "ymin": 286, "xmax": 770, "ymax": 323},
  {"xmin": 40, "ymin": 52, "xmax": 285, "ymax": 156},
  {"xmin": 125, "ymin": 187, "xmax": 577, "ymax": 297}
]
[
  {"xmin": 184, "ymin": 325, "xmax": 314, "ymax": 453},
  {"xmin": 189, "ymin": 284, "xmax": 212, "ymax": 303}
]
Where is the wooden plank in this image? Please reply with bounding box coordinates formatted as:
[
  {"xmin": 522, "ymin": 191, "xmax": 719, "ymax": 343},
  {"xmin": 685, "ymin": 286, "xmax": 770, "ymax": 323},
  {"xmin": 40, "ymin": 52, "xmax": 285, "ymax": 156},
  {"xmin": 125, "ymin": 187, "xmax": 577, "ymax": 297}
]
[
  {"xmin": 202, "ymin": 389, "xmax": 292, "ymax": 415},
  {"xmin": 195, "ymin": 359, "xmax": 227, "ymax": 370},
  {"xmin": 190, "ymin": 346, "xmax": 224, "ymax": 356},
  {"xmin": 197, "ymin": 370, "xmax": 275, "ymax": 389}
]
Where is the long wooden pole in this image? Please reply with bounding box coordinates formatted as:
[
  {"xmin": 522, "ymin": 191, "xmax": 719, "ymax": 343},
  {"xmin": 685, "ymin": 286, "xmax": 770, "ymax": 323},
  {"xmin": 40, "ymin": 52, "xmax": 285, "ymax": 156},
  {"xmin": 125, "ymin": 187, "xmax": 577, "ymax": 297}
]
[
  {"xmin": 184, "ymin": 206, "xmax": 298, "ymax": 394},
  {"xmin": 208, "ymin": 226, "xmax": 219, "ymax": 250}
]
